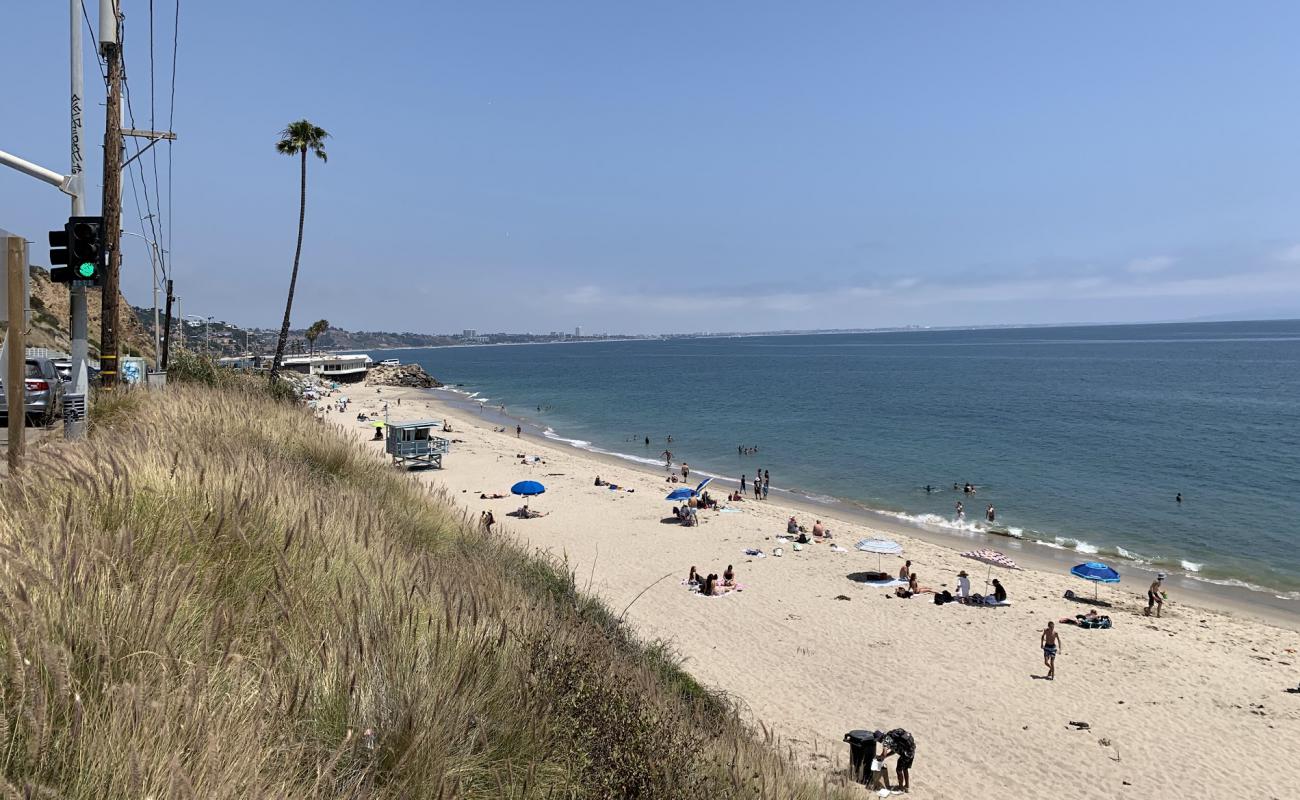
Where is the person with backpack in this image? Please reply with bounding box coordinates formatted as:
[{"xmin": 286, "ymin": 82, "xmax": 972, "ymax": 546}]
[{"xmin": 874, "ymin": 729, "xmax": 915, "ymax": 792}]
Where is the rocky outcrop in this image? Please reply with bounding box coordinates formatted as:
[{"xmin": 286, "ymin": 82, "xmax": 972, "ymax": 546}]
[{"xmin": 364, "ymin": 363, "xmax": 441, "ymax": 388}]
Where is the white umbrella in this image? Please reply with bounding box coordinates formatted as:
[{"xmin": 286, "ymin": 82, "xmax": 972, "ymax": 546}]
[{"xmin": 855, "ymin": 538, "xmax": 904, "ymax": 571}]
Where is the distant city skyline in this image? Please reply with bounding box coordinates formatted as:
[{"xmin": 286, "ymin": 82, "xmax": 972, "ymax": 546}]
[{"xmin": 4, "ymin": 3, "xmax": 1300, "ymax": 334}]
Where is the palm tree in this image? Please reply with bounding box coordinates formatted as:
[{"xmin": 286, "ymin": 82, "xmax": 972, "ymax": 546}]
[
  {"xmin": 269, "ymin": 119, "xmax": 329, "ymax": 383},
  {"xmin": 305, "ymin": 319, "xmax": 330, "ymax": 356}
]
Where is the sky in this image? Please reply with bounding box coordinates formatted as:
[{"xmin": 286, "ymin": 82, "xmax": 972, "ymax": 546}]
[{"xmin": 4, "ymin": 1, "xmax": 1300, "ymax": 335}]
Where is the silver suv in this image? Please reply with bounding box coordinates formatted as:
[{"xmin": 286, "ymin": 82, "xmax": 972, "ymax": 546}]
[{"xmin": 0, "ymin": 357, "xmax": 66, "ymax": 426}]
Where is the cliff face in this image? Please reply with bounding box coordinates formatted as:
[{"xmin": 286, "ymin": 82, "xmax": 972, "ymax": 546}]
[{"xmin": 18, "ymin": 266, "xmax": 155, "ymax": 360}]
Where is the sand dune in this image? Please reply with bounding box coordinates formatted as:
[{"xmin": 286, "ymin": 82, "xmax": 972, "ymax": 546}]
[{"xmin": 330, "ymin": 386, "xmax": 1300, "ymax": 799}]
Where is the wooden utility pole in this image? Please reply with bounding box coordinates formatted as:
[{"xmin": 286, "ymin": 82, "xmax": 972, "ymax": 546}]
[
  {"xmin": 6, "ymin": 235, "xmax": 26, "ymax": 471},
  {"xmin": 98, "ymin": 7, "xmax": 123, "ymax": 389}
]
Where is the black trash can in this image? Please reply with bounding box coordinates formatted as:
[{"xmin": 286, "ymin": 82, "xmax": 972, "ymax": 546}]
[{"xmin": 843, "ymin": 729, "xmax": 878, "ymax": 785}]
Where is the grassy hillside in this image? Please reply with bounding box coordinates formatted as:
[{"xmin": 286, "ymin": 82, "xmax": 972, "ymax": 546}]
[
  {"xmin": 0, "ymin": 381, "xmax": 853, "ymax": 798},
  {"xmin": 21, "ymin": 266, "xmax": 155, "ymax": 360}
]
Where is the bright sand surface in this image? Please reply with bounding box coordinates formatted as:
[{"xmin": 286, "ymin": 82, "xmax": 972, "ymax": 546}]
[{"xmin": 329, "ymin": 385, "xmax": 1300, "ymax": 799}]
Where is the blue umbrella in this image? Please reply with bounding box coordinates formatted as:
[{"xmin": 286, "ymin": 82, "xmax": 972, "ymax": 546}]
[
  {"xmin": 511, "ymin": 480, "xmax": 546, "ymax": 497},
  {"xmin": 665, "ymin": 487, "xmax": 696, "ymax": 501},
  {"xmin": 1070, "ymin": 561, "xmax": 1120, "ymax": 599}
]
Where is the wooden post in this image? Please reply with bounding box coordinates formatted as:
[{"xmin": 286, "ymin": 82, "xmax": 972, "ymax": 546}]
[
  {"xmin": 98, "ymin": 24, "xmax": 123, "ymax": 388},
  {"xmin": 6, "ymin": 235, "xmax": 26, "ymax": 471}
]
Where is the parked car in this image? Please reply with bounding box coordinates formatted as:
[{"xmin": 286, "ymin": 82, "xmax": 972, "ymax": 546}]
[{"xmin": 0, "ymin": 357, "xmax": 66, "ymax": 426}]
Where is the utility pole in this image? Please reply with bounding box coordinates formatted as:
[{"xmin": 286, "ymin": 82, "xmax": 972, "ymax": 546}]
[
  {"xmin": 160, "ymin": 278, "xmax": 174, "ymax": 369},
  {"xmin": 98, "ymin": 0, "xmax": 123, "ymax": 389}
]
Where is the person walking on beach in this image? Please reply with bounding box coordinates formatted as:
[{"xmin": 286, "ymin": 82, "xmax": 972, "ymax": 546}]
[
  {"xmin": 740, "ymin": 474, "xmax": 747, "ymax": 493},
  {"xmin": 681, "ymin": 463, "xmax": 690, "ymax": 481},
  {"xmin": 515, "ymin": 425, "xmax": 521, "ymax": 438},
  {"xmin": 1145, "ymin": 574, "xmax": 1166, "ymax": 617},
  {"xmin": 762, "ymin": 476, "xmax": 770, "ymax": 499},
  {"xmin": 662, "ymin": 450, "xmax": 673, "ymax": 468},
  {"xmin": 1041, "ymin": 621, "xmax": 1062, "ymax": 679}
]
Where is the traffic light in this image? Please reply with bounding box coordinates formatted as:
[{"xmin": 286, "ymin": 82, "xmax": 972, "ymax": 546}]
[{"xmin": 49, "ymin": 215, "xmax": 104, "ymax": 284}]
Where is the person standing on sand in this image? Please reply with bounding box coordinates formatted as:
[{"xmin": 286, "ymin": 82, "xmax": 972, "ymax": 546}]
[
  {"xmin": 762, "ymin": 476, "xmax": 770, "ymax": 500},
  {"xmin": 1146, "ymin": 574, "xmax": 1166, "ymax": 617},
  {"xmin": 682, "ymin": 463, "xmax": 690, "ymax": 481},
  {"xmin": 1041, "ymin": 621, "xmax": 1062, "ymax": 679},
  {"xmin": 741, "ymin": 474, "xmax": 747, "ymax": 493},
  {"xmin": 515, "ymin": 425, "xmax": 521, "ymax": 438}
]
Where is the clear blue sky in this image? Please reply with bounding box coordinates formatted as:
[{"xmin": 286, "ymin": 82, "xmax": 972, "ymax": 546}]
[{"xmin": 4, "ymin": 1, "xmax": 1300, "ymax": 334}]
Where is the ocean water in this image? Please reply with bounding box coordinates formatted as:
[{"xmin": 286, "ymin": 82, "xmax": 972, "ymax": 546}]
[{"xmin": 375, "ymin": 321, "xmax": 1300, "ymax": 600}]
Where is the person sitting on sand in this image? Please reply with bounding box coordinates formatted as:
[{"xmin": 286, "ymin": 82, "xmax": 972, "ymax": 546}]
[
  {"xmin": 723, "ymin": 564, "xmax": 735, "ymax": 587},
  {"xmin": 812, "ymin": 520, "xmax": 825, "ymax": 537},
  {"xmin": 594, "ymin": 476, "xmax": 605, "ymax": 486},
  {"xmin": 991, "ymin": 578, "xmax": 1008, "ymax": 604},
  {"xmin": 955, "ymin": 570, "xmax": 971, "ymax": 602},
  {"xmin": 795, "ymin": 530, "xmax": 810, "ymax": 544},
  {"xmin": 899, "ymin": 560, "xmax": 912, "ymax": 582},
  {"xmin": 700, "ymin": 573, "xmax": 718, "ymax": 596},
  {"xmin": 787, "ymin": 517, "xmax": 799, "ymax": 535},
  {"xmin": 687, "ymin": 566, "xmax": 700, "ymax": 586},
  {"xmin": 895, "ymin": 573, "xmax": 932, "ymax": 598}
]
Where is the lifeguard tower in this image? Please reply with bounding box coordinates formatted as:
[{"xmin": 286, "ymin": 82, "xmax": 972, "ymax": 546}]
[{"xmin": 384, "ymin": 419, "xmax": 449, "ymax": 469}]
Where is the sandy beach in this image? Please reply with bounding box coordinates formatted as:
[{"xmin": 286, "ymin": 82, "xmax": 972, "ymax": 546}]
[{"xmin": 327, "ymin": 384, "xmax": 1300, "ymax": 799}]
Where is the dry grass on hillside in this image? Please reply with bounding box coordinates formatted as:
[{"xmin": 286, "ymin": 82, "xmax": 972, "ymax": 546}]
[{"xmin": 0, "ymin": 384, "xmax": 855, "ymax": 798}]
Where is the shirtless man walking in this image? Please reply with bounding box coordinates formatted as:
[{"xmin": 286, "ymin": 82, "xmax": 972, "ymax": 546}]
[{"xmin": 1040, "ymin": 621, "xmax": 1062, "ymax": 680}]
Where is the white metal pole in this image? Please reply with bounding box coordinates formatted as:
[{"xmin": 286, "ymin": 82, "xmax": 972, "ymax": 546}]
[{"xmin": 67, "ymin": 0, "xmax": 90, "ymax": 439}]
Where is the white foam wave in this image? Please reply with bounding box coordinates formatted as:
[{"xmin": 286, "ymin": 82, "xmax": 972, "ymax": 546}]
[
  {"xmin": 541, "ymin": 427, "xmax": 591, "ymax": 449},
  {"xmin": 1180, "ymin": 560, "xmax": 1203, "ymax": 573},
  {"xmin": 1004, "ymin": 527, "xmax": 1024, "ymax": 538}
]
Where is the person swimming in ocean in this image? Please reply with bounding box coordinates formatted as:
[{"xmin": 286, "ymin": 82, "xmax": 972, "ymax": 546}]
[
  {"xmin": 1176, "ymin": 492, "xmax": 1182, "ymax": 503},
  {"xmin": 924, "ymin": 485, "xmax": 934, "ymax": 493}
]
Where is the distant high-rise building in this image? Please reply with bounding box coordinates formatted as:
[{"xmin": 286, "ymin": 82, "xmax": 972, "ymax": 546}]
[
  {"xmin": 574, "ymin": 326, "xmax": 582, "ymax": 337},
  {"xmin": 462, "ymin": 329, "xmax": 477, "ymax": 339}
]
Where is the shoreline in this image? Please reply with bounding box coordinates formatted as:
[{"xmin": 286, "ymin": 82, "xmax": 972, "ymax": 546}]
[
  {"xmin": 429, "ymin": 386, "xmax": 1300, "ymax": 630},
  {"xmin": 327, "ymin": 382, "xmax": 1300, "ymax": 798}
]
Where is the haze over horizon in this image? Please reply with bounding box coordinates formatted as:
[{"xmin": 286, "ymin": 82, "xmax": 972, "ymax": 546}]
[{"xmin": 5, "ymin": 2, "xmax": 1300, "ymax": 335}]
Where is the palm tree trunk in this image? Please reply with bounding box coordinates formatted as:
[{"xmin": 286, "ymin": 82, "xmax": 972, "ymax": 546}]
[{"xmin": 270, "ymin": 148, "xmax": 308, "ymax": 383}]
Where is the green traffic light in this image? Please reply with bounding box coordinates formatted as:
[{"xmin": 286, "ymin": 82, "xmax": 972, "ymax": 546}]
[{"xmin": 77, "ymin": 262, "xmax": 96, "ymax": 278}]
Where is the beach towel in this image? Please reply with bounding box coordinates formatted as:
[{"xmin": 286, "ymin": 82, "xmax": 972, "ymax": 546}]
[{"xmin": 742, "ymin": 548, "xmax": 766, "ymax": 558}]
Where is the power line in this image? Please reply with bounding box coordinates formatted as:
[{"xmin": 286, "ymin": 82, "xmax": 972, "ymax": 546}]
[{"xmin": 79, "ymin": 0, "xmax": 107, "ymax": 84}]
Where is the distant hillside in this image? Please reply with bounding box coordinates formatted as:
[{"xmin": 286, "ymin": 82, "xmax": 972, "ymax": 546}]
[{"xmin": 128, "ymin": 309, "xmax": 457, "ymax": 357}]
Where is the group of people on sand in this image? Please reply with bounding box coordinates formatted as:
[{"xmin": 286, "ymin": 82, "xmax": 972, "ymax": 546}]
[
  {"xmin": 740, "ymin": 470, "xmax": 770, "ymax": 500},
  {"xmin": 687, "ymin": 564, "xmax": 738, "ymax": 596},
  {"xmin": 890, "ymin": 560, "xmax": 1009, "ymax": 607},
  {"xmin": 785, "ymin": 516, "xmax": 834, "ymax": 544}
]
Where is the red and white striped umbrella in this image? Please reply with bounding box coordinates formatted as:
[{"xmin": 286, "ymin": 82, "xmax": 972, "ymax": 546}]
[
  {"xmin": 961, "ymin": 549, "xmax": 1019, "ymax": 570},
  {"xmin": 962, "ymin": 548, "xmax": 1019, "ymax": 588}
]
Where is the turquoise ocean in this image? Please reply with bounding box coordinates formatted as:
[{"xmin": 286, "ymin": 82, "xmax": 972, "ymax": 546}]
[{"xmin": 374, "ymin": 321, "xmax": 1300, "ymax": 602}]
